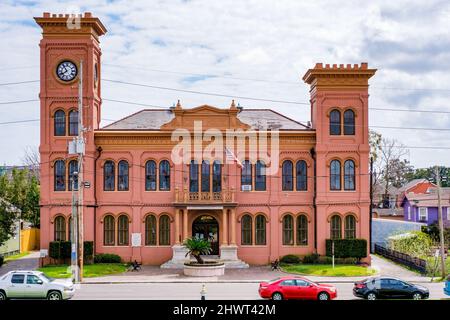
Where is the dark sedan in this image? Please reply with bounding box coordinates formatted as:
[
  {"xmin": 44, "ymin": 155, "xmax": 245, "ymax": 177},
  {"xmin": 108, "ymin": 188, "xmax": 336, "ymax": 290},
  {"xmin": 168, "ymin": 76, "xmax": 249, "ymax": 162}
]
[{"xmin": 353, "ymin": 277, "xmax": 429, "ymax": 300}]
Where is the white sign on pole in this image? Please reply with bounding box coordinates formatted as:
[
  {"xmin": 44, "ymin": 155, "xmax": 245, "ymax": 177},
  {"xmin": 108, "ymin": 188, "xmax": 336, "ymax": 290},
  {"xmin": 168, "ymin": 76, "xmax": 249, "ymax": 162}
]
[
  {"xmin": 131, "ymin": 233, "xmax": 142, "ymax": 247},
  {"xmin": 40, "ymin": 249, "xmax": 48, "ymax": 257}
]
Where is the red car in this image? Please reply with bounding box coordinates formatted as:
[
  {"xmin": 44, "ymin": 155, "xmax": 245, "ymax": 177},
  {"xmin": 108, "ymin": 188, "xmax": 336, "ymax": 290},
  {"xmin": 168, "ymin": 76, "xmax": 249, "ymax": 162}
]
[{"xmin": 258, "ymin": 276, "xmax": 337, "ymax": 300}]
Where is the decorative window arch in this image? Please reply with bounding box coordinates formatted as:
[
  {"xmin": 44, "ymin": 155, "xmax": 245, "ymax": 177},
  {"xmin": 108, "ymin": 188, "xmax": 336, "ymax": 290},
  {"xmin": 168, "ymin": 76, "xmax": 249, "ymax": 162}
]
[
  {"xmin": 329, "ymin": 109, "xmax": 341, "ymax": 135},
  {"xmin": 201, "ymin": 160, "xmax": 210, "ymax": 192},
  {"xmin": 118, "ymin": 160, "xmax": 129, "ymax": 191},
  {"xmin": 103, "ymin": 215, "xmax": 115, "ymax": 245},
  {"xmin": 241, "ymin": 214, "xmax": 252, "ymax": 245},
  {"xmin": 54, "ymin": 160, "xmax": 66, "ymax": 191},
  {"xmin": 54, "ymin": 215, "xmax": 66, "ymax": 241},
  {"xmin": 159, "ymin": 214, "xmax": 171, "ymax": 245},
  {"xmin": 241, "ymin": 160, "xmax": 252, "ymax": 189},
  {"xmin": 103, "ymin": 160, "xmax": 115, "ymax": 191},
  {"xmin": 282, "ymin": 160, "xmax": 293, "ymax": 191},
  {"xmin": 282, "ymin": 214, "xmax": 294, "ymax": 245},
  {"xmin": 212, "ymin": 160, "xmax": 222, "ymax": 192},
  {"xmin": 145, "ymin": 214, "xmax": 157, "ymax": 245},
  {"xmin": 344, "ymin": 215, "xmax": 356, "ymax": 239},
  {"xmin": 296, "ymin": 214, "xmax": 308, "ymax": 245},
  {"xmin": 117, "ymin": 214, "xmax": 129, "ymax": 246},
  {"xmin": 296, "ymin": 160, "xmax": 307, "ymax": 191},
  {"xmin": 68, "ymin": 110, "xmax": 78, "ymax": 136},
  {"xmin": 54, "ymin": 110, "xmax": 66, "ymax": 136},
  {"xmin": 330, "ymin": 215, "xmax": 342, "ymax": 239},
  {"xmin": 68, "ymin": 159, "xmax": 78, "ymax": 191},
  {"xmin": 344, "ymin": 160, "xmax": 355, "ymax": 191},
  {"xmin": 159, "ymin": 160, "xmax": 170, "ymax": 191},
  {"xmin": 145, "ymin": 160, "xmax": 157, "ymax": 191},
  {"xmin": 255, "ymin": 160, "xmax": 266, "ymax": 191},
  {"xmin": 255, "ymin": 214, "xmax": 266, "ymax": 245},
  {"xmin": 330, "ymin": 160, "xmax": 341, "ymax": 190},
  {"xmin": 343, "ymin": 109, "xmax": 355, "ymax": 135},
  {"xmin": 189, "ymin": 160, "xmax": 199, "ymax": 192}
]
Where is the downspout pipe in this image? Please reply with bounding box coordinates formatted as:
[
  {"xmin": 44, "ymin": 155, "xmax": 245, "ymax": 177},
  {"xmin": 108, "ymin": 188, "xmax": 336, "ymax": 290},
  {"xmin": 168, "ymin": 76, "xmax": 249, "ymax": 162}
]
[
  {"xmin": 369, "ymin": 157, "xmax": 373, "ymax": 253},
  {"xmin": 310, "ymin": 147, "xmax": 317, "ymax": 252},
  {"xmin": 93, "ymin": 146, "xmax": 102, "ymax": 255}
]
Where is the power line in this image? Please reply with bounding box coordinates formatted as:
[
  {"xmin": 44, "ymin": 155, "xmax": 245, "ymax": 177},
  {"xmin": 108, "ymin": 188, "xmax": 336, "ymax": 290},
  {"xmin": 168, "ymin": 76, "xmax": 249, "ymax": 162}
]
[{"xmin": 0, "ymin": 99, "xmax": 38, "ymax": 105}]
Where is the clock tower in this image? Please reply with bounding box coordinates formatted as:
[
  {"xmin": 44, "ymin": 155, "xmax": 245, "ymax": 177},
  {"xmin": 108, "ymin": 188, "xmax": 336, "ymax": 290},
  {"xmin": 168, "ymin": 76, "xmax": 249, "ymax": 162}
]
[{"xmin": 35, "ymin": 13, "xmax": 107, "ymax": 252}]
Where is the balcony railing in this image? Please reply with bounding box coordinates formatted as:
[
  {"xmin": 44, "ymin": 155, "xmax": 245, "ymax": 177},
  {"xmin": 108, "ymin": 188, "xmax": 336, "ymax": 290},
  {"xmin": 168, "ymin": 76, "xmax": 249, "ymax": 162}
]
[{"xmin": 175, "ymin": 187, "xmax": 235, "ymax": 204}]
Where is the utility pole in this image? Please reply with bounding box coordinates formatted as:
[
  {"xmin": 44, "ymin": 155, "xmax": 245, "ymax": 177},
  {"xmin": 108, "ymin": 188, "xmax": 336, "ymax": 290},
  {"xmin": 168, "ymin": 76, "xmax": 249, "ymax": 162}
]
[
  {"xmin": 70, "ymin": 175, "xmax": 79, "ymax": 283},
  {"xmin": 77, "ymin": 60, "xmax": 85, "ymax": 282},
  {"xmin": 435, "ymin": 166, "xmax": 447, "ymax": 279}
]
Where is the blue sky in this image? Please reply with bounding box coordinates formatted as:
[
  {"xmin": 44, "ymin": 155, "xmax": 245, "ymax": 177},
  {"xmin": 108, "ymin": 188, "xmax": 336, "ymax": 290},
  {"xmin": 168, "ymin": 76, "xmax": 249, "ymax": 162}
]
[{"xmin": 0, "ymin": 0, "xmax": 450, "ymax": 167}]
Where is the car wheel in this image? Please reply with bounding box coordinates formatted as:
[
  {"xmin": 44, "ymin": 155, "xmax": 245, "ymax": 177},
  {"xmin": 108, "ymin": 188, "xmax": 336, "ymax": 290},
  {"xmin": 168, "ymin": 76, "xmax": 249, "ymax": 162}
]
[
  {"xmin": 47, "ymin": 291, "xmax": 62, "ymax": 300},
  {"xmin": 366, "ymin": 292, "xmax": 377, "ymax": 300},
  {"xmin": 412, "ymin": 292, "xmax": 422, "ymax": 300},
  {"xmin": 318, "ymin": 292, "xmax": 330, "ymax": 301},
  {"xmin": 271, "ymin": 292, "xmax": 283, "ymax": 301},
  {"xmin": 0, "ymin": 291, "xmax": 7, "ymax": 300}
]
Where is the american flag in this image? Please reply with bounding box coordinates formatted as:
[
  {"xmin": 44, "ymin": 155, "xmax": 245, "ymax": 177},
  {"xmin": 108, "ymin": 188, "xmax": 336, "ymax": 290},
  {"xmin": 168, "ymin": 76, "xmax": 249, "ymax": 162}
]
[{"xmin": 224, "ymin": 147, "xmax": 242, "ymax": 168}]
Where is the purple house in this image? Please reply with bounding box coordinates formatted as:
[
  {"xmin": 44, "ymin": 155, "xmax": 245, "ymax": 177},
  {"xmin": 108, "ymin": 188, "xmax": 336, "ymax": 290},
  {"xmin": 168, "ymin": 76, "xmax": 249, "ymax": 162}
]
[{"xmin": 402, "ymin": 192, "xmax": 450, "ymax": 227}]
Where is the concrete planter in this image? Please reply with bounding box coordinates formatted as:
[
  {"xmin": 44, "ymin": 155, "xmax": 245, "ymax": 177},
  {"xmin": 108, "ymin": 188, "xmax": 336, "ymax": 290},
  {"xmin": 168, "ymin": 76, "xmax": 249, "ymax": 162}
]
[{"xmin": 183, "ymin": 262, "xmax": 225, "ymax": 277}]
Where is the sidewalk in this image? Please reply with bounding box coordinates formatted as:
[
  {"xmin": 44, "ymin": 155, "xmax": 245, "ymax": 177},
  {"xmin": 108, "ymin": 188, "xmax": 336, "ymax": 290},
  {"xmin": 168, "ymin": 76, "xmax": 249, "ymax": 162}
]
[{"xmin": 0, "ymin": 251, "xmax": 40, "ymax": 276}]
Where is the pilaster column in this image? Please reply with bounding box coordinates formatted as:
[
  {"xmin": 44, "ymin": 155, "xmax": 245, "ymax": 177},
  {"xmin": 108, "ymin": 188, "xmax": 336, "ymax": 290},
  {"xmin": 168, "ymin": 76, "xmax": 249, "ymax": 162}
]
[
  {"xmin": 183, "ymin": 209, "xmax": 188, "ymax": 240},
  {"xmin": 222, "ymin": 208, "xmax": 228, "ymax": 245},
  {"xmin": 175, "ymin": 209, "xmax": 180, "ymax": 244},
  {"xmin": 230, "ymin": 208, "xmax": 236, "ymax": 245}
]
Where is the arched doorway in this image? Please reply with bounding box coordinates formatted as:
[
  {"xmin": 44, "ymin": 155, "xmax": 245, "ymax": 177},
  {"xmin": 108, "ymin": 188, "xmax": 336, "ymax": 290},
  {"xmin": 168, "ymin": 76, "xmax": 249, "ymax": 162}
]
[{"xmin": 192, "ymin": 215, "xmax": 219, "ymax": 255}]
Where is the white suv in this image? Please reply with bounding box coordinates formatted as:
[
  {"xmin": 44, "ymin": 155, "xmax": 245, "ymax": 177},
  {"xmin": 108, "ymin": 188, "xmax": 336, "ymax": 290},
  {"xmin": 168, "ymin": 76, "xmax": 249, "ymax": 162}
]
[{"xmin": 0, "ymin": 270, "xmax": 75, "ymax": 300}]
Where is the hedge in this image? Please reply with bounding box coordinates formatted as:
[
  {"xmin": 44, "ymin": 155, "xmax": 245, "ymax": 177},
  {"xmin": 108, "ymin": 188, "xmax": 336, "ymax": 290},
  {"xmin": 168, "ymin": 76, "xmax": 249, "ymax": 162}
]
[
  {"xmin": 49, "ymin": 241, "xmax": 94, "ymax": 262},
  {"xmin": 94, "ymin": 253, "xmax": 122, "ymax": 263},
  {"xmin": 325, "ymin": 239, "xmax": 367, "ymax": 260},
  {"xmin": 280, "ymin": 254, "xmax": 300, "ymax": 264},
  {"xmin": 0, "ymin": 255, "xmax": 4, "ymax": 267}
]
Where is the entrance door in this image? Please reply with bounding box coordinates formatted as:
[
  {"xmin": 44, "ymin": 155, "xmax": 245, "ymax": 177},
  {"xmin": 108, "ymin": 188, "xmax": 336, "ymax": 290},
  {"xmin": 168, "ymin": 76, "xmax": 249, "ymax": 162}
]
[{"xmin": 192, "ymin": 215, "xmax": 219, "ymax": 255}]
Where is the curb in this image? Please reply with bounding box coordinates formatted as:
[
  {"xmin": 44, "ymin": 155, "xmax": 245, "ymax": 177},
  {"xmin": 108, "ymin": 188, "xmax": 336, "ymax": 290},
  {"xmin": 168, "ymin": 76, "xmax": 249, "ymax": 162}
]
[{"xmin": 81, "ymin": 279, "xmax": 435, "ymax": 284}]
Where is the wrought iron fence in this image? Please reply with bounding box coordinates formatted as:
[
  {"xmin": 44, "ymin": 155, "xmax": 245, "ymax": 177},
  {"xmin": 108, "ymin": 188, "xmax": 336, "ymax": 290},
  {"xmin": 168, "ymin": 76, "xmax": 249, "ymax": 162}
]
[{"xmin": 374, "ymin": 244, "xmax": 427, "ymax": 274}]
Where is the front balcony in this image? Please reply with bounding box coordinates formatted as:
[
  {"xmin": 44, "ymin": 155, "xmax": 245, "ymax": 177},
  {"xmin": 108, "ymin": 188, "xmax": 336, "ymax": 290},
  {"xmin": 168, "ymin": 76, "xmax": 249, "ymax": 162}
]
[{"xmin": 174, "ymin": 187, "xmax": 236, "ymax": 205}]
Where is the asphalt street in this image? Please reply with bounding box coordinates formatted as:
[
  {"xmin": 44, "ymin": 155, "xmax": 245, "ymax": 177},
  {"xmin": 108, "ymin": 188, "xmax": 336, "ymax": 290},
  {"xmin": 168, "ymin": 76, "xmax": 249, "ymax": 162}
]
[{"xmin": 71, "ymin": 282, "xmax": 449, "ymax": 300}]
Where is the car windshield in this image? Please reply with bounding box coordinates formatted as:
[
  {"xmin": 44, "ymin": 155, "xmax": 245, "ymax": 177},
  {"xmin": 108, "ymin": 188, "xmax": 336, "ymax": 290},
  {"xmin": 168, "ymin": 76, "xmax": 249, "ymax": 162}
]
[{"xmin": 39, "ymin": 273, "xmax": 54, "ymax": 282}]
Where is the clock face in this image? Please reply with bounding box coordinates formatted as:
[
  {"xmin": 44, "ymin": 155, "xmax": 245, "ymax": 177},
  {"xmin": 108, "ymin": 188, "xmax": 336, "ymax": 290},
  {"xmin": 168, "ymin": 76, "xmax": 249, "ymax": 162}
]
[{"xmin": 56, "ymin": 61, "xmax": 77, "ymax": 82}]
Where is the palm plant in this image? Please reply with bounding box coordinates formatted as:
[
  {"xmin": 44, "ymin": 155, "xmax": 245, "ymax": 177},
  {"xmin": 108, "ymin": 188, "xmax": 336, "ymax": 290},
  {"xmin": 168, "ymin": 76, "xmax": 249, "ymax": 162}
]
[{"xmin": 183, "ymin": 237, "xmax": 212, "ymax": 264}]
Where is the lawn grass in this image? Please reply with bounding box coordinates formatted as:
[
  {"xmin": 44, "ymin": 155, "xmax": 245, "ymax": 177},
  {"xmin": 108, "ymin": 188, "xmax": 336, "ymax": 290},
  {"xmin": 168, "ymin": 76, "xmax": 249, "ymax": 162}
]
[
  {"xmin": 281, "ymin": 264, "xmax": 377, "ymax": 277},
  {"xmin": 38, "ymin": 263, "xmax": 128, "ymax": 278},
  {"xmin": 4, "ymin": 251, "xmax": 29, "ymax": 262}
]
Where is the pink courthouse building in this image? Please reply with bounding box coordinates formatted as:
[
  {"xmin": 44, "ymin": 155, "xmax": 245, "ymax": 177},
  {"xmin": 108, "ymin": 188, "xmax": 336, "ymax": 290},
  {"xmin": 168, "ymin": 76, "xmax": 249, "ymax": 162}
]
[{"xmin": 36, "ymin": 13, "xmax": 376, "ymax": 266}]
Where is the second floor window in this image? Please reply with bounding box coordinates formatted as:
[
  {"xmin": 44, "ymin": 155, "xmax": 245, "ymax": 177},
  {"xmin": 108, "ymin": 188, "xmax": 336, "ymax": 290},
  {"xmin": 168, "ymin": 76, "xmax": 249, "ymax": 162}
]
[
  {"xmin": 54, "ymin": 160, "xmax": 66, "ymax": 191},
  {"xmin": 212, "ymin": 161, "xmax": 222, "ymax": 192},
  {"xmin": 145, "ymin": 160, "xmax": 157, "ymax": 191},
  {"xmin": 296, "ymin": 160, "xmax": 307, "ymax": 191},
  {"xmin": 330, "ymin": 160, "xmax": 341, "ymax": 190},
  {"xmin": 54, "ymin": 110, "xmax": 66, "ymax": 136},
  {"xmin": 343, "ymin": 109, "xmax": 355, "ymax": 135},
  {"xmin": 159, "ymin": 160, "xmax": 170, "ymax": 191},
  {"xmin": 189, "ymin": 160, "xmax": 199, "ymax": 192},
  {"xmin": 282, "ymin": 160, "xmax": 293, "ymax": 191},
  {"xmin": 118, "ymin": 160, "xmax": 129, "ymax": 191},
  {"xmin": 201, "ymin": 160, "xmax": 210, "ymax": 192},
  {"xmin": 104, "ymin": 160, "xmax": 115, "ymax": 191},
  {"xmin": 241, "ymin": 160, "xmax": 252, "ymax": 190},
  {"xmin": 329, "ymin": 109, "xmax": 341, "ymax": 135},
  {"xmin": 68, "ymin": 110, "xmax": 78, "ymax": 136},
  {"xmin": 68, "ymin": 160, "xmax": 78, "ymax": 191},
  {"xmin": 255, "ymin": 160, "xmax": 266, "ymax": 191},
  {"xmin": 344, "ymin": 160, "xmax": 355, "ymax": 190}
]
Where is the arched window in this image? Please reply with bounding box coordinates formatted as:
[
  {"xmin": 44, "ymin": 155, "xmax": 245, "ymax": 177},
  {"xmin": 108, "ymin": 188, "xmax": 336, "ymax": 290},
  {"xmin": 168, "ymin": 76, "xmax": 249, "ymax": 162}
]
[
  {"xmin": 255, "ymin": 214, "xmax": 266, "ymax": 245},
  {"xmin": 54, "ymin": 160, "xmax": 66, "ymax": 191},
  {"xmin": 201, "ymin": 160, "xmax": 210, "ymax": 192},
  {"xmin": 241, "ymin": 160, "xmax": 252, "ymax": 190},
  {"xmin": 255, "ymin": 160, "xmax": 266, "ymax": 191},
  {"xmin": 296, "ymin": 215, "xmax": 308, "ymax": 245},
  {"xmin": 68, "ymin": 110, "xmax": 78, "ymax": 136},
  {"xmin": 212, "ymin": 160, "xmax": 222, "ymax": 192},
  {"xmin": 145, "ymin": 160, "xmax": 157, "ymax": 191},
  {"xmin": 345, "ymin": 215, "xmax": 356, "ymax": 239},
  {"xmin": 145, "ymin": 215, "xmax": 157, "ymax": 245},
  {"xmin": 54, "ymin": 110, "xmax": 66, "ymax": 136},
  {"xmin": 329, "ymin": 109, "xmax": 341, "ymax": 135},
  {"xmin": 344, "ymin": 160, "xmax": 355, "ymax": 191},
  {"xmin": 103, "ymin": 160, "xmax": 115, "ymax": 191},
  {"xmin": 296, "ymin": 160, "xmax": 307, "ymax": 191},
  {"xmin": 103, "ymin": 215, "xmax": 115, "ymax": 245},
  {"xmin": 241, "ymin": 214, "xmax": 252, "ymax": 245},
  {"xmin": 189, "ymin": 160, "xmax": 199, "ymax": 192},
  {"xmin": 330, "ymin": 215, "xmax": 342, "ymax": 239},
  {"xmin": 159, "ymin": 215, "xmax": 170, "ymax": 245},
  {"xmin": 343, "ymin": 109, "xmax": 355, "ymax": 135},
  {"xmin": 159, "ymin": 160, "xmax": 170, "ymax": 191},
  {"xmin": 330, "ymin": 160, "xmax": 341, "ymax": 190},
  {"xmin": 282, "ymin": 214, "xmax": 294, "ymax": 245},
  {"xmin": 118, "ymin": 160, "xmax": 129, "ymax": 191},
  {"xmin": 118, "ymin": 215, "xmax": 129, "ymax": 246},
  {"xmin": 54, "ymin": 216, "xmax": 66, "ymax": 241},
  {"xmin": 68, "ymin": 160, "xmax": 78, "ymax": 191},
  {"xmin": 282, "ymin": 160, "xmax": 293, "ymax": 191}
]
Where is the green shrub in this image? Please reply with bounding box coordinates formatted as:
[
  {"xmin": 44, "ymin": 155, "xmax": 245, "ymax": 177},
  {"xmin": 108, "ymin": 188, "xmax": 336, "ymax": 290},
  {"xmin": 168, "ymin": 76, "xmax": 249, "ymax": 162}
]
[
  {"xmin": 302, "ymin": 253, "xmax": 320, "ymax": 264},
  {"xmin": 388, "ymin": 231, "xmax": 432, "ymax": 257},
  {"xmin": 94, "ymin": 253, "xmax": 121, "ymax": 263},
  {"xmin": 280, "ymin": 254, "xmax": 300, "ymax": 264},
  {"xmin": 325, "ymin": 239, "xmax": 367, "ymax": 260},
  {"xmin": 317, "ymin": 256, "xmax": 333, "ymax": 264},
  {"xmin": 0, "ymin": 255, "xmax": 4, "ymax": 267},
  {"xmin": 84, "ymin": 241, "xmax": 94, "ymax": 264},
  {"xmin": 49, "ymin": 241, "xmax": 94, "ymax": 262}
]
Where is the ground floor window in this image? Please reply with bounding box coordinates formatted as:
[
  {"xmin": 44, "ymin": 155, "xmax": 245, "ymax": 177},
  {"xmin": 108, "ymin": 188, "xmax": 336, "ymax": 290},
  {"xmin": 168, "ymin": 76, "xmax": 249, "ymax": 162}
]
[
  {"xmin": 54, "ymin": 215, "xmax": 66, "ymax": 241},
  {"xmin": 282, "ymin": 215, "xmax": 294, "ymax": 245},
  {"xmin": 103, "ymin": 215, "xmax": 115, "ymax": 246},
  {"xmin": 159, "ymin": 215, "xmax": 170, "ymax": 245},
  {"xmin": 330, "ymin": 215, "xmax": 342, "ymax": 239}
]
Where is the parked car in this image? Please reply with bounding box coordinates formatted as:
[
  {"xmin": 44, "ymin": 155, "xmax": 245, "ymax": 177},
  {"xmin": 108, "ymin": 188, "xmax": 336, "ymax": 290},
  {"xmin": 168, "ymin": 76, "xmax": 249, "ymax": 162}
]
[
  {"xmin": 353, "ymin": 277, "xmax": 429, "ymax": 300},
  {"xmin": 0, "ymin": 270, "xmax": 75, "ymax": 300},
  {"xmin": 258, "ymin": 276, "xmax": 337, "ymax": 300},
  {"xmin": 444, "ymin": 276, "xmax": 450, "ymax": 296}
]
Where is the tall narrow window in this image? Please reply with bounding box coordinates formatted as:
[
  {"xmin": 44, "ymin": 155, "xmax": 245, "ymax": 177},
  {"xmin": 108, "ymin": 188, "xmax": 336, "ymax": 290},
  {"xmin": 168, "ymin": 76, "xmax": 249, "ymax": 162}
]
[
  {"xmin": 145, "ymin": 160, "xmax": 157, "ymax": 191},
  {"xmin": 343, "ymin": 109, "xmax": 355, "ymax": 135},
  {"xmin": 159, "ymin": 215, "xmax": 170, "ymax": 245},
  {"xmin": 118, "ymin": 215, "xmax": 129, "ymax": 246},
  {"xmin": 241, "ymin": 214, "xmax": 252, "ymax": 245},
  {"xmin": 296, "ymin": 215, "xmax": 308, "ymax": 245},
  {"xmin": 103, "ymin": 215, "xmax": 115, "ymax": 245},
  {"xmin": 189, "ymin": 160, "xmax": 199, "ymax": 192},
  {"xmin": 255, "ymin": 160, "xmax": 266, "ymax": 191},
  {"xmin": 344, "ymin": 215, "xmax": 356, "ymax": 239},
  {"xmin": 54, "ymin": 160, "xmax": 66, "ymax": 191},
  {"xmin": 68, "ymin": 160, "xmax": 78, "ymax": 191},
  {"xmin": 330, "ymin": 160, "xmax": 341, "ymax": 190},
  {"xmin": 344, "ymin": 160, "xmax": 355, "ymax": 190},
  {"xmin": 255, "ymin": 214, "xmax": 266, "ymax": 245},
  {"xmin": 296, "ymin": 160, "xmax": 307, "ymax": 191},
  {"xmin": 282, "ymin": 214, "xmax": 294, "ymax": 245},
  {"xmin": 330, "ymin": 215, "xmax": 342, "ymax": 239},
  {"xmin": 159, "ymin": 160, "xmax": 170, "ymax": 191},
  {"xmin": 103, "ymin": 160, "xmax": 115, "ymax": 191},
  {"xmin": 329, "ymin": 109, "xmax": 341, "ymax": 135},
  {"xmin": 145, "ymin": 215, "xmax": 157, "ymax": 245},
  {"xmin": 54, "ymin": 216, "xmax": 66, "ymax": 241},
  {"xmin": 118, "ymin": 160, "xmax": 129, "ymax": 191},
  {"xmin": 212, "ymin": 161, "xmax": 222, "ymax": 192},
  {"xmin": 201, "ymin": 160, "xmax": 210, "ymax": 192},
  {"xmin": 68, "ymin": 110, "xmax": 78, "ymax": 136},
  {"xmin": 241, "ymin": 160, "xmax": 252, "ymax": 190},
  {"xmin": 282, "ymin": 160, "xmax": 293, "ymax": 191},
  {"xmin": 54, "ymin": 110, "xmax": 66, "ymax": 136}
]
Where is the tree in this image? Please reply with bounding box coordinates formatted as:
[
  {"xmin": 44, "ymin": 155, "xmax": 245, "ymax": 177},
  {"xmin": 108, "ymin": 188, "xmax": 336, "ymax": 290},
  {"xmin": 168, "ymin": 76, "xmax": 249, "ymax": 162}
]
[
  {"xmin": 183, "ymin": 237, "xmax": 212, "ymax": 264},
  {"xmin": 23, "ymin": 175, "xmax": 40, "ymax": 227},
  {"xmin": 406, "ymin": 166, "xmax": 450, "ymax": 187},
  {"xmin": 22, "ymin": 146, "xmax": 40, "ymax": 179},
  {"xmin": 0, "ymin": 200, "xmax": 19, "ymax": 247}
]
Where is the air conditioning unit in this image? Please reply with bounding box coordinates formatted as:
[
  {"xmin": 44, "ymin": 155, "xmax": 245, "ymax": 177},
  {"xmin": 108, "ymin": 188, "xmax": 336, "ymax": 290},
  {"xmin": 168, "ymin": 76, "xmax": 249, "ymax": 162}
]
[{"xmin": 241, "ymin": 185, "xmax": 252, "ymax": 191}]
